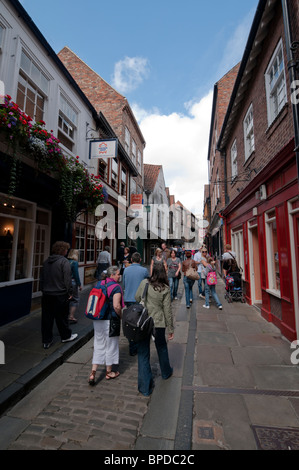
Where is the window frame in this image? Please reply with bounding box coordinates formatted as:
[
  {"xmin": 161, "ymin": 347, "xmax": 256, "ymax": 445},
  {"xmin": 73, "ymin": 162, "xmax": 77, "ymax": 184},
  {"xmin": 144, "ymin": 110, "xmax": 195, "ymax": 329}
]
[
  {"xmin": 265, "ymin": 39, "xmax": 287, "ymax": 126},
  {"xmin": 243, "ymin": 103, "xmax": 255, "ymax": 160},
  {"xmin": 231, "ymin": 139, "xmax": 238, "ymax": 181}
]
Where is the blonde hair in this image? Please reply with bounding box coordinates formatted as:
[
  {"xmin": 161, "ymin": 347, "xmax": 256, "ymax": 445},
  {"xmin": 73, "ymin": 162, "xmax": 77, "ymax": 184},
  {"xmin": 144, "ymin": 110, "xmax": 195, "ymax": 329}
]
[
  {"xmin": 68, "ymin": 249, "xmax": 79, "ymax": 261},
  {"xmin": 155, "ymin": 248, "xmax": 162, "ymax": 256}
]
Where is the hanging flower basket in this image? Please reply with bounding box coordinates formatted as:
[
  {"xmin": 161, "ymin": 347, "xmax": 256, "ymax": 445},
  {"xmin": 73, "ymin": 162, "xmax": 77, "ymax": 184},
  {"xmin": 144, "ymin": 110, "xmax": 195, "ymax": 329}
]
[{"xmin": 0, "ymin": 95, "xmax": 106, "ymax": 221}]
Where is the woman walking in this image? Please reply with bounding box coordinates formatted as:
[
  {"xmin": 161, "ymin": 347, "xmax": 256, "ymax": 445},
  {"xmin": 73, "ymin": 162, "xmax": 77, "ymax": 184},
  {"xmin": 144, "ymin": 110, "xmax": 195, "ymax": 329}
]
[
  {"xmin": 88, "ymin": 266, "xmax": 124, "ymax": 385},
  {"xmin": 167, "ymin": 249, "xmax": 181, "ymax": 300},
  {"xmin": 135, "ymin": 264, "xmax": 174, "ymax": 396},
  {"xmin": 182, "ymin": 250, "xmax": 197, "ymax": 308},
  {"xmin": 150, "ymin": 248, "xmax": 167, "ymax": 276},
  {"xmin": 67, "ymin": 249, "xmax": 82, "ymax": 324}
]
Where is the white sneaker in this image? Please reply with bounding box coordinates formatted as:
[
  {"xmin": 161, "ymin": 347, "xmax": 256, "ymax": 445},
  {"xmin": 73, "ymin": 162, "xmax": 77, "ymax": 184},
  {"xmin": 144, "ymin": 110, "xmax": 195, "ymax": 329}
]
[
  {"xmin": 174, "ymin": 297, "xmax": 178, "ymax": 300},
  {"xmin": 62, "ymin": 333, "xmax": 78, "ymax": 343},
  {"xmin": 199, "ymin": 294, "xmax": 205, "ymax": 299},
  {"xmin": 218, "ymin": 305, "xmax": 223, "ymax": 310},
  {"xmin": 203, "ymin": 305, "xmax": 210, "ymax": 309}
]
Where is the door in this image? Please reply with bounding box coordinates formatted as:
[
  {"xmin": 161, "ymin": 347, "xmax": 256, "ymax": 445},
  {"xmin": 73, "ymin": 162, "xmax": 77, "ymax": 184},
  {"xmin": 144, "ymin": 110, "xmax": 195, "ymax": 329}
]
[{"xmin": 248, "ymin": 223, "xmax": 262, "ymax": 305}]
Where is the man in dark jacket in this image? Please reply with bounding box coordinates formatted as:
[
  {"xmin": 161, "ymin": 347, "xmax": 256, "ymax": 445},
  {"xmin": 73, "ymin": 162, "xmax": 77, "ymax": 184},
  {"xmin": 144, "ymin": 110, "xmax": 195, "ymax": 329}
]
[{"xmin": 40, "ymin": 241, "xmax": 78, "ymax": 349}]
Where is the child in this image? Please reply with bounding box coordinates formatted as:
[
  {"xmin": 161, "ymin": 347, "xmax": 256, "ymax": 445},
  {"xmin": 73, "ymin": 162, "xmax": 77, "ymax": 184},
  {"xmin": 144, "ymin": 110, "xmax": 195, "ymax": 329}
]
[{"xmin": 202, "ymin": 257, "xmax": 222, "ymax": 310}]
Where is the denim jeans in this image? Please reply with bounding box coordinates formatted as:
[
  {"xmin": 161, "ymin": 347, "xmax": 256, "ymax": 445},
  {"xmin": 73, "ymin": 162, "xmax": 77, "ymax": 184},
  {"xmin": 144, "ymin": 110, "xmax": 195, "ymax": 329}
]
[
  {"xmin": 137, "ymin": 328, "xmax": 173, "ymax": 396},
  {"xmin": 183, "ymin": 276, "xmax": 195, "ymax": 307},
  {"xmin": 168, "ymin": 277, "xmax": 179, "ymax": 300},
  {"xmin": 205, "ymin": 283, "xmax": 222, "ymax": 307},
  {"xmin": 197, "ymin": 275, "xmax": 204, "ymax": 295}
]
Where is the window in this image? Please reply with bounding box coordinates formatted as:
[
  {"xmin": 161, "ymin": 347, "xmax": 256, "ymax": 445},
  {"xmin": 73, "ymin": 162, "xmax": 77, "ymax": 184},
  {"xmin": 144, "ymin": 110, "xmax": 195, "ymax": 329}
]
[
  {"xmin": 231, "ymin": 140, "xmax": 238, "ymax": 180},
  {"xmin": 111, "ymin": 158, "xmax": 118, "ymax": 190},
  {"xmin": 98, "ymin": 159, "xmax": 108, "ymax": 181},
  {"xmin": 58, "ymin": 94, "xmax": 77, "ymax": 151},
  {"xmin": 121, "ymin": 167, "xmax": 127, "ymax": 197},
  {"xmin": 265, "ymin": 209, "xmax": 280, "ymax": 295},
  {"xmin": 265, "ymin": 39, "xmax": 287, "ymax": 126},
  {"xmin": 75, "ymin": 212, "xmax": 98, "ymax": 265},
  {"xmin": 130, "ymin": 178, "xmax": 137, "ymax": 196},
  {"xmin": 17, "ymin": 72, "xmax": 45, "ymax": 122},
  {"xmin": 231, "ymin": 227, "xmax": 245, "ymax": 277},
  {"xmin": 137, "ymin": 149, "xmax": 142, "ymax": 171},
  {"xmin": 0, "ymin": 24, "xmax": 4, "ymax": 51},
  {"xmin": 17, "ymin": 51, "xmax": 49, "ymax": 122},
  {"xmin": 125, "ymin": 127, "xmax": 130, "ymax": 154},
  {"xmin": 0, "ymin": 196, "xmax": 35, "ymax": 283},
  {"xmin": 244, "ymin": 104, "xmax": 255, "ymax": 160},
  {"xmin": 132, "ymin": 139, "xmax": 136, "ymax": 163}
]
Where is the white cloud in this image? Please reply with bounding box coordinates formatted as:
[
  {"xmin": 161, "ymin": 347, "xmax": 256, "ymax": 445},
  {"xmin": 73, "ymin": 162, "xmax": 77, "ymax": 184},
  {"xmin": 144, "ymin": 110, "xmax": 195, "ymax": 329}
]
[
  {"xmin": 112, "ymin": 56, "xmax": 149, "ymax": 94},
  {"xmin": 217, "ymin": 8, "xmax": 255, "ymax": 77},
  {"xmin": 132, "ymin": 90, "xmax": 213, "ymax": 215}
]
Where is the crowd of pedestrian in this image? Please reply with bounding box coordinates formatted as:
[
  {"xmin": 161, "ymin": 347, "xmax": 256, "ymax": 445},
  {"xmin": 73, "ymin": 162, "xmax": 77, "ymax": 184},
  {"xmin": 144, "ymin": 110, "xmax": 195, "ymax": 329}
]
[{"xmin": 40, "ymin": 240, "xmax": 230, "ymax": 396}]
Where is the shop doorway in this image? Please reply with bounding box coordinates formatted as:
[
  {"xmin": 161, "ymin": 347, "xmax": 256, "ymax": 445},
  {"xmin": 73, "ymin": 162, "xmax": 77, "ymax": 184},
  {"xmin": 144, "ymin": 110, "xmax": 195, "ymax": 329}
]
[{"xmin": 248, "ymin": 221, "xmax": 262, "ymax": 305}]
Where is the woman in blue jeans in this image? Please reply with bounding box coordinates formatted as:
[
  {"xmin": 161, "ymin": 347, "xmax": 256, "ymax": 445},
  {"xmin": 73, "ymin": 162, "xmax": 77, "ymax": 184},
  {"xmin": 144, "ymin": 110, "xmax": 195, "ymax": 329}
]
[
  {"xmin": 182, "ymin": 251, "xmax": 197, "ymax": 308},
  {"xmin": 135, "ymin": 265, "xmax": 174, "ymax": 396}
]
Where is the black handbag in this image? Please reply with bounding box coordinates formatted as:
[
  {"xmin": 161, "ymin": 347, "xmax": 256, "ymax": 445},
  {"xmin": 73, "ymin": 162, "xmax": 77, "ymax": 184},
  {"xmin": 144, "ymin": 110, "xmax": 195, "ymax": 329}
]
[
  {"xmin": 122, "ymin": 283, "xmax": 154, "ymax": 343},
  {"xmin": 109, "ymin": 313, "xmax": 121, "ymax": 337}
]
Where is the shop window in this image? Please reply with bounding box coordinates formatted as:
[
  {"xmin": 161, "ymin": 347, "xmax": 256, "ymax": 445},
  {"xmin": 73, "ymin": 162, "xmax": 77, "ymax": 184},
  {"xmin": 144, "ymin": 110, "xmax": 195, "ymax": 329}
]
[
  {"xmin": 32, "ymin": 209, "xmax": 51, "ymax": 296},
  {"xmin": 75, "ymin": 212, "xmax": 99, "ymax": 265},
  {"xmin": 265, "ymin": 209, "xmax": 281, "ymax": 296},
  {"xmin": 265, "ymin": 39, "xmax": 287, "ymax": 126},
  {"xmin": 231, "ymin": 227, "xmax": 245, "ymax": 277},
  {"xmin": 0, "ymin": 196, "xmax": 35, "ymax": 283}
]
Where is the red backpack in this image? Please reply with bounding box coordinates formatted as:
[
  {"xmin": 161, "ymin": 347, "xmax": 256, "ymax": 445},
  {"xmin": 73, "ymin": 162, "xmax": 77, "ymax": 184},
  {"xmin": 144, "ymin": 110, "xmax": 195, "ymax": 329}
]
[{"xmin": 85, "ymin": 281, "xmax": 116, "ymax": 320}]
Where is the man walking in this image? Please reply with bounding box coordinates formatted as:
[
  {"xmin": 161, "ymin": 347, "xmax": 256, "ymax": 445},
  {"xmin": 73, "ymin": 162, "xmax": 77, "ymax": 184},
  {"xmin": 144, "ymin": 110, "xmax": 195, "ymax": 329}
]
[
  {"xmin": 123, "ymin": 252, "xmax": 149, "ymax": 355},
  {"xmin": 194, "ymin": 246, "xmax": 205, "ymax": 299},
  {"xmin": 40, "ymin": 241, "xmax": 78, "ymax": 349}
]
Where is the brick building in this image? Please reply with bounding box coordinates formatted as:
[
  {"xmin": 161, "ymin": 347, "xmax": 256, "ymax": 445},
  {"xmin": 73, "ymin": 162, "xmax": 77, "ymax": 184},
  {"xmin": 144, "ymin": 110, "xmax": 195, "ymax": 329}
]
[
  {"xmin": 58, "ymin": 47, "xmax": 145, "ymax": 258},
  {"xmin": 206, "ymin": 63, "xmax": 240, "ymax": 260},
  {"xmin": 210, "ymin": 0, "xmax": 299, "ymax": 341}
]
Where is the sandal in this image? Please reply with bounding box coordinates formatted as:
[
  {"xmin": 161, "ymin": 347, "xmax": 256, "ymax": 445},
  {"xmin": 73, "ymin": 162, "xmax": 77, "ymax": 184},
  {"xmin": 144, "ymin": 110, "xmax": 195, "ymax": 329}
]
[
  {"xmin": 105, "ymin": 371, "xmax": 120, "ymax": 380},
  {"xmin": 88, "ymin": 370, "xmax": 96, "ymax": 386}
]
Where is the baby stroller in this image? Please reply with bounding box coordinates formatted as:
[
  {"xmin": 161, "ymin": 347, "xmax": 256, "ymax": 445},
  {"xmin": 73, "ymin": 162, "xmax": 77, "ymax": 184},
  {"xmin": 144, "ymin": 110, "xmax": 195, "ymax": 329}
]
[{"xmin": 225, "ymin": 271, "xmax": 246, "ymax": 303}]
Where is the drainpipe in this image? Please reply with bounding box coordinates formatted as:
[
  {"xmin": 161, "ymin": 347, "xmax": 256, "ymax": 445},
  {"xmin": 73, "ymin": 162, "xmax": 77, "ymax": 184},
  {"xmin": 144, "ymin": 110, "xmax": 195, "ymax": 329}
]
[{"xmin": 281, "ymin": 0, "xmax": 299, "ymax": 185}]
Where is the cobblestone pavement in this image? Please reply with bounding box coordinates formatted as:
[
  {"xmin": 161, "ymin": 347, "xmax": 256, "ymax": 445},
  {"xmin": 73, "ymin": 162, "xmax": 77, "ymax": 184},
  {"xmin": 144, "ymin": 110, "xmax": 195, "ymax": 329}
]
[{"xmin": 4, "ymin": 333, "xmax": 153, "ymax": 450}]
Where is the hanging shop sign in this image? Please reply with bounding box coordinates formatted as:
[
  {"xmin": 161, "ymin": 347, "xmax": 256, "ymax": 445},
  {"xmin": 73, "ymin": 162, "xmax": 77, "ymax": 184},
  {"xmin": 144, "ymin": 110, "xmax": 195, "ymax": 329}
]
[{"xmin": 89, "ymin": 139, "xmax": 118, "ymax": 159}]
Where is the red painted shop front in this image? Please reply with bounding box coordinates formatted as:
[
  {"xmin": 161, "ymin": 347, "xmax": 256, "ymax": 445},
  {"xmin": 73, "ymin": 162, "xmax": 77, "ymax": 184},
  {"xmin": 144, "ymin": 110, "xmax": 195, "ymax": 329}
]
[{"xmin": 223, "ymin": 140, "xmax": 299, "ymax": 342}]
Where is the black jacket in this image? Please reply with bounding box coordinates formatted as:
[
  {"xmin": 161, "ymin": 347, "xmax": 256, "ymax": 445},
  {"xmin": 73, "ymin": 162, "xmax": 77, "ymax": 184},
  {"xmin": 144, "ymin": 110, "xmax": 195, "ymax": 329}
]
[{"xmin": 40, "ymin": 255, "xmax": 73, "ymax": 296}]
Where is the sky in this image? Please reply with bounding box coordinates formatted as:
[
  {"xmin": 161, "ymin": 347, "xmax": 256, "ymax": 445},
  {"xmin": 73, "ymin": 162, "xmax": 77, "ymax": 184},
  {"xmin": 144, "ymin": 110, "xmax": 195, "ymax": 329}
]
[{"xmin": 19, "ymin": 0, "xmax": 259, "ymax": 214}]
